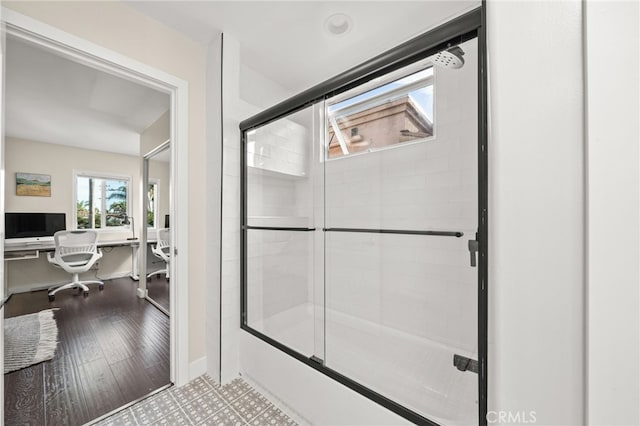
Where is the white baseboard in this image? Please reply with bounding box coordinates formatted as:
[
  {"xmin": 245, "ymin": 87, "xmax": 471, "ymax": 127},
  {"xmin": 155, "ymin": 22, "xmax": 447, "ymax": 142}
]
[{"xmin": 189, "ymin": 356, "xmax": 207, "ymax": 381}]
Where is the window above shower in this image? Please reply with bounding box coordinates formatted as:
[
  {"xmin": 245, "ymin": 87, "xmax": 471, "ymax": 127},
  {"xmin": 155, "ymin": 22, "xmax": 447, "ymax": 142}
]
[{"xmin": 326, "ymin": 65, "xmax": 434, "ymax": 159}]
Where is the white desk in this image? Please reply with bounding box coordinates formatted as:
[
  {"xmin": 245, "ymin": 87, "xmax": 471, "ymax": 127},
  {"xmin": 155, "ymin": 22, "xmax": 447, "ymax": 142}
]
[{"xmin": 4, "ymin": 238, "xmax": 141, "ymax": 281}]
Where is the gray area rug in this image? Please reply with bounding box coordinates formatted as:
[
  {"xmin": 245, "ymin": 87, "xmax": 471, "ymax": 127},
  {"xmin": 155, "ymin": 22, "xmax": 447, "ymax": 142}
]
[{"xmin": 4, "ymin": 309, "xmax": 59, "ymax": 373}]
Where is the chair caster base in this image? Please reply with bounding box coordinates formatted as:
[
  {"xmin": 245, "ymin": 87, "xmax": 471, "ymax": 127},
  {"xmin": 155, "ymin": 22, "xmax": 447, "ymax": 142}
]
[
  {"xmin": 48, "ymin": 294, "xmax": 55, "ymax": 302},
  {"xmin": 99, "ymin": 284, "xmax": 104, "ymax": 291},
  {"xmin": 83, "ymin": 291, "xmax": 89, "ymax": 298}
]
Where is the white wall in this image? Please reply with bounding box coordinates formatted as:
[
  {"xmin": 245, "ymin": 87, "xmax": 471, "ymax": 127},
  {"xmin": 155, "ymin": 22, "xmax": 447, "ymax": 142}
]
[
  {"xmin": 487, "ymin": 1, "xmax": 585, "ymax": 425},
  {"xmin": 141, "ymin": 110, "xmax": 169, "ymax": 156},
  {"xmin": 5, "ymin": 137, "xmax": 140, "ymax": 292},
  {"xmin": 585, "ymin": 2, "xmax": 640, "ymax": 424}
]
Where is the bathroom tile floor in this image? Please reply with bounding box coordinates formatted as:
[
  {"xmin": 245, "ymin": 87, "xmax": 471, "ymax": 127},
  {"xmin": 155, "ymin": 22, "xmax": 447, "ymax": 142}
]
[{"xmin": 95, "ymin": 375, "xmax": 298, "ymax": 426}]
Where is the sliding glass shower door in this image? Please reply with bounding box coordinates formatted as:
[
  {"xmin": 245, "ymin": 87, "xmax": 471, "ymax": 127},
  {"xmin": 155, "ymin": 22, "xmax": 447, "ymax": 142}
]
[
  {"xmin": 244, "ymin": 104, "xmax": 326, "ymax": 360},
  {"xmin": 242, "ymin": 30, "xmax": 484, "ymax": 426},
  {"xmin": 322, "ymin": 38, "xmax": 479, "ymax": 425}
]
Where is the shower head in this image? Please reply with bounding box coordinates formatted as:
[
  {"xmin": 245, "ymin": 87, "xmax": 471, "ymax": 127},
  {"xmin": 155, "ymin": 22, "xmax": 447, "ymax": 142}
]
[{"xmin": 432, "ymin": 46, "xmax": 465, "ymax": 69}]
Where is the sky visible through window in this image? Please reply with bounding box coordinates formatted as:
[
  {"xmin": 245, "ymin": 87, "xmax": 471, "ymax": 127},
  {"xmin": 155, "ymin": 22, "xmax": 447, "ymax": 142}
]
[{"xmin": 328, "ymin": 67, "xmax": 434, "ymax": 121}]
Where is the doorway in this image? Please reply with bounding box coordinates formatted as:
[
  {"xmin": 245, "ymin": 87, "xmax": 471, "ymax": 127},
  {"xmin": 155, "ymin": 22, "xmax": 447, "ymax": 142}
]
[{"xmin": 1, "ymin": 8, "xmax": 189, "ymax": 424}]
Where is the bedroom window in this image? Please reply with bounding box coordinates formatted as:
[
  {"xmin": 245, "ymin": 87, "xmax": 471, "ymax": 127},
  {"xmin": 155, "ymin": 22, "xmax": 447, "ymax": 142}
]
[{"xmin": 74, "ymin": 172, "xmax": 131, "ymax": 230}]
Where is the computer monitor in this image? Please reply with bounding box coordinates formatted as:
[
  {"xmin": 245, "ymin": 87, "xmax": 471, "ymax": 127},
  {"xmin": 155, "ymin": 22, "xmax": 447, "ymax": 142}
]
[
  {"xmin": 5, "ymin": 212, "xmax": 66, "ymax": 242},
  {"xmin": 164, "ymin": 214, "xmax": 170, "ymax": 229}
]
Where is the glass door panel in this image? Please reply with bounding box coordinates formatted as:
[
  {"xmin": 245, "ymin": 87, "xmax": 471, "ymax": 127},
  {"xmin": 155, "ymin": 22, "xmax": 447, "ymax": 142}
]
[
  {"xmin": 323, "ymin": 38, "xmax": 479, "ymax": 424},
  {"xmin": 246, "ymin": 229, "xmax": 315, "ymax": 356},
  {"xmin": 244, "ymin": 103, "xmax": 325, "ymax": 360},
  {"xmin": 246, "ymin": 106, "xmax": 316, "ymax": 229},
  {"xmin": 325, "ymin": 40, "xmax": 478, "ymax": 234},
  {"xmin": 324, "ymin": 232, "xmax": 477, "ymax": 424}
]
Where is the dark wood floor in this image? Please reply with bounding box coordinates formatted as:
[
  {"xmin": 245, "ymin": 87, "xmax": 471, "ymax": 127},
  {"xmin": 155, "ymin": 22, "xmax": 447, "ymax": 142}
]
[
  {"xmin": 4, "ymin": 277, "xmax": 170, "ymax": 426},
  {"xmin": 146, "ymin": 275, "xmax": 170, "ymax": 312}
]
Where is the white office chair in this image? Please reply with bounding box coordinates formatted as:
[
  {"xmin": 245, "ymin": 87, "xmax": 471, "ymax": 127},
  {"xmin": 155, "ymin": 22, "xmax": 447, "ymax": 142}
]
[
  {"xmin": 47, "ymin": 230, "xmax": 104, "ymax": 301},
  {"xmin": 147, "ymin": 228, "xmax": 170, "ymax": 281}
]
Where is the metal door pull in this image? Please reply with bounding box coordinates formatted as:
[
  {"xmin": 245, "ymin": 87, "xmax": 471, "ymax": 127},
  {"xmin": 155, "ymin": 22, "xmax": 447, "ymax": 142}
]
[
  {"xmin": 453, "ymin": 354, "xmax": 479, "ymax": 374},
  {"xmin": 468, "ymin": 239, "xmax": 479, "ymax": 267}
]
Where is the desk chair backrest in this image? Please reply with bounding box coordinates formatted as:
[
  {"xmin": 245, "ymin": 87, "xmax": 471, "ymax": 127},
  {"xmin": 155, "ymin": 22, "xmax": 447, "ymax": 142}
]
[
  {"xmin": 155, "ymin": 228, "xmax": 171, "ymax": 261},
  {"xmin": 53, "ymin": 230, "xmax": 101, "ymax": 270}
]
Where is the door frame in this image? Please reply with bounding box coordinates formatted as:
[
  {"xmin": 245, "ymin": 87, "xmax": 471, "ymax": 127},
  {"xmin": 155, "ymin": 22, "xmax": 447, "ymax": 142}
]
[{"xmin": 0, "ymin": 7, "xmax": 190, "ymax": 387}]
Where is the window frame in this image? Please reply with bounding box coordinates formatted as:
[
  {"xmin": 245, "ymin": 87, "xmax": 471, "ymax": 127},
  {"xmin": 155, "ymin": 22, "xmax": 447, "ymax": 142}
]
[
  {"xmin": 325, "ymin": 62, "xmax": 437, "ymax": 160},
  {"xmin": 73, "ymin": 170, "xmax": 132, "ymax": 232}
]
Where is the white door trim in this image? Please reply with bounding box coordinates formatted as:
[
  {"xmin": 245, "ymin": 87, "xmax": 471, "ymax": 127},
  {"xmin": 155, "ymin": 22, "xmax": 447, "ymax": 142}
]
[
  {"xmin": 0, "ymin": 7, "xmax": 6, "ymax": 423},
  {"xmin": 1, "ymin": 7, "xmax": 190, "ymax": 387}
]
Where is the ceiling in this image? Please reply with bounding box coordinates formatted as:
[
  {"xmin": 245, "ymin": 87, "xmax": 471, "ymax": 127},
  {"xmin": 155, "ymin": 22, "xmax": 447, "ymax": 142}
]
[
  {"xmin": 4, "ymin": 1, "xmax": 478, "ymax": 156},
  {"xmin": 126, "ymin": 1, "xmax": 479, "ymax": 94},
  {"xmin": 5, "ymin": 36, "xmax": 170, "ymax": 156}
]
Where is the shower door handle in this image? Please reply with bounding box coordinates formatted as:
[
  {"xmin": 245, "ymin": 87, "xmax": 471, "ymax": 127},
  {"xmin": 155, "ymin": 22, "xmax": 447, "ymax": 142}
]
[
  {"xmin": 453, "ymin": 354, "xmax": 479, "ymax": 374},
  {"xmin": 468, "ymin": 238, "xmax": 479, "ymax": 267}
]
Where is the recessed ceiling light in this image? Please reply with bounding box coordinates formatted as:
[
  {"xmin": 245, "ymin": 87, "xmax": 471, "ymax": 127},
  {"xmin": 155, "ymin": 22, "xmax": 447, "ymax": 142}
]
[{"xmin": 324, "ymin": 13, "xmax": 353, "ymax": 36}]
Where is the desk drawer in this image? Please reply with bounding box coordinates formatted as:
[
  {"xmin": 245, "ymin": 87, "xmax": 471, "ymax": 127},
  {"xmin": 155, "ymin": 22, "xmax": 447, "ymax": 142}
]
[{"xmin": 4, "ymin": 250, "xmax": 39, "ymax": 261}]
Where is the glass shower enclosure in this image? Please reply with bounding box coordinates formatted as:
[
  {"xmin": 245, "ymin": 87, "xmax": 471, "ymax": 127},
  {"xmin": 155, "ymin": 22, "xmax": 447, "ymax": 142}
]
[{"xmin": 240, "ymin": 9, "xmax": 486, "ymax": 426}]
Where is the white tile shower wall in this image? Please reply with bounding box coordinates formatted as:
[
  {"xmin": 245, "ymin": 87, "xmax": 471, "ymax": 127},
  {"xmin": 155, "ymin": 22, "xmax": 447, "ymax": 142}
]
[
  {"xmin": 245, "ymin": 105, "xmax": 316, "ymax": 333},
  {"xmin": 246, "ymin": 105, "xmax": 315, "ymax": 229},
  {"xmin": 247, "ymin": 119, "xmax": 308, "ymax": 177},
  {"xmin": 323, "ymin": 39, "xmax": 478, "ymax": 353},
  {"xmin": 325, "ymin": 232, "xmax": 477, "ymax": 354},
  {"xmin": 247, "ymin": 172, "xmax": 299, "ymax": 222},
  {"xmin": 247, "ymin": 231, "xmax": 311, "ymax": 322}
]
